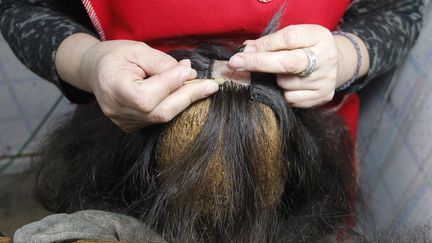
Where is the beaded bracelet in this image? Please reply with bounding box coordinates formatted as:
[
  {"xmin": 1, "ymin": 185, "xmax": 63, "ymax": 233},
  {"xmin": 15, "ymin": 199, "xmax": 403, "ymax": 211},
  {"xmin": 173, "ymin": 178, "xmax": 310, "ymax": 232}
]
[{"xmin": 332, "ymin": 31, "xmax": 362, "ymax": 92}]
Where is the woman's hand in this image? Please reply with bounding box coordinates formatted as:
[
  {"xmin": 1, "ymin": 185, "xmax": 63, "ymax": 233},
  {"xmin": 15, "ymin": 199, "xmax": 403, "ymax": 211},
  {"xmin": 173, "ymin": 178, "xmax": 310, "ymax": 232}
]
[
  {"xmin": 56, "ymin": 34, "xmax": 219, "ymax": 132},
  {"xmin": 229, "ymin": 24, "xmax": 367, "ymax": 108}
]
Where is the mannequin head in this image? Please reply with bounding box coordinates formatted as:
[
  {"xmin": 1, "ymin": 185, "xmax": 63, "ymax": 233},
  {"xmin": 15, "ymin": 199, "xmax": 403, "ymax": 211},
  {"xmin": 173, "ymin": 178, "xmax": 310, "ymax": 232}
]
[
  {"xmin": 34, "ymin": 8, "xmax": 355, "ymax": 242},
  {"xmin": 34, "ymin": 43, "xmax": 355, "ymax": 242}
]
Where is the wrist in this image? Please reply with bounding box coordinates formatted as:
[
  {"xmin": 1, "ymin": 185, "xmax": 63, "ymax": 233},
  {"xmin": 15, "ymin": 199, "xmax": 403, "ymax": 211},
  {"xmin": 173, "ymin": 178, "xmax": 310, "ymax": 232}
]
[
  {"xmin": 56, "ymin": 33, "xmax": 100, "ymax": 92},
  {"xmin": 334, "ymin": 34, "xmax": 355, "ymax": 86},
  {"xmin": 333, "ymin": 32, "xmax": 370, "ymax": 90}
]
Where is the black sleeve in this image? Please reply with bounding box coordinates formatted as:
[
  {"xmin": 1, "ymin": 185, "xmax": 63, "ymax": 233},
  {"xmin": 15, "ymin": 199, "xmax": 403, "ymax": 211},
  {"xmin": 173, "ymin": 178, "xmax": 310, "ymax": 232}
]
[
  {"xmin": 338, "ymin": 0, "xmax": 425, "ymax": 93},
  {"xmin": 0, "ymin": 0, "xmax": 96, "ymax": 103}
]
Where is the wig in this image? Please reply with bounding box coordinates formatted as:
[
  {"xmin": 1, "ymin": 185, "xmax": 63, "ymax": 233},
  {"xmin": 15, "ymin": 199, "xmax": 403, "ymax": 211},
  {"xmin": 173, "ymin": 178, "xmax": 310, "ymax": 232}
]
[{"xmin": 33, "ymin": 12, "xmax": 356, "ymax": 243}]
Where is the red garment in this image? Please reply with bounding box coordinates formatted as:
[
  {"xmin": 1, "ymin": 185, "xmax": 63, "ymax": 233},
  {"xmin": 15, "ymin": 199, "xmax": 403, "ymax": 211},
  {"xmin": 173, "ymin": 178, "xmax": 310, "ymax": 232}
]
[{"xmin": 81, "ymin": 0, "xmax": 359, "ymax": 224}]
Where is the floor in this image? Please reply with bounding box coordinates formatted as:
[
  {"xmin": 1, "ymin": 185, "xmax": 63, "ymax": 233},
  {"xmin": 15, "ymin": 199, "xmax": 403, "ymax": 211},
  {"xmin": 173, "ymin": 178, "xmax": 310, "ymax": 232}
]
[{"xmin": 0, "ymin": 173, "xmax": 50, "ymax": 236}]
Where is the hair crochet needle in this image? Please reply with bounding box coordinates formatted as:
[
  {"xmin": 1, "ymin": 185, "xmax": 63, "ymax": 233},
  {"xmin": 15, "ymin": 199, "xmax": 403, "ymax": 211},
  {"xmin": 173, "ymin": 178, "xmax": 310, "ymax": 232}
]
[{"xmin": 183, "ymin": 77, "xmax": 226, "ymax": 86}]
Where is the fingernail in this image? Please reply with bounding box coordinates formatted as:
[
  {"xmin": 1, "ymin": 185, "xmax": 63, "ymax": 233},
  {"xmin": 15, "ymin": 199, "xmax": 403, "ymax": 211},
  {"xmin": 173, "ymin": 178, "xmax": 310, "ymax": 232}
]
[
  {"xmin": 189, "ymin": 68, "xmax": 197, "ymax": 79},
  {"xmin": 179, "ymin": 59, "xmax": 191, "ymax": 67},
  {"xmin": 205, "ymin": 81, "xmax": 219, "ymax": 95},
  {"xmin": 229, "ymin": 55, "xmax": 245, "ymax": 69},
  {"xmin": 243, "ymin": 45, "xmax": 257, "ymax": 53},
  {"xmin": 180, "ymin": 67, "xmax": 192, "ymax": 80},
  {"xmin": 244, "ymin": 40, "xmax": 254, "ymax": 45}
]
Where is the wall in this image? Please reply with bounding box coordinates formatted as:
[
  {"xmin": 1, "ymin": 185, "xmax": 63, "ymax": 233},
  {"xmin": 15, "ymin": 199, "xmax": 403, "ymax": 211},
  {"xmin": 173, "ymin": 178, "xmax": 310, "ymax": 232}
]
[{"xmin": 357, "ymin": 1, "xmax": 432, "ymax": 231}]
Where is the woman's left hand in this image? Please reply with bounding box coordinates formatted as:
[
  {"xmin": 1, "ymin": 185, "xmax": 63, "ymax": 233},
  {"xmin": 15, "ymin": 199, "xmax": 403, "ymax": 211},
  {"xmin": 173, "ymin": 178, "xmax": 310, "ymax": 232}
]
[{"xmin": 229, "ymin": 24, "xmax": 341, "ymax": 108}]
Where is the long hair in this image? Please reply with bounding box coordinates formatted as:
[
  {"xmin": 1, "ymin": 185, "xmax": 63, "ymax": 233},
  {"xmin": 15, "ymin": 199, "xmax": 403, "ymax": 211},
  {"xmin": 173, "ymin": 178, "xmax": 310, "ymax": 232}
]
[{"xmin": 33, "ymin": 9, "xmax": 355, "ymax": 242}]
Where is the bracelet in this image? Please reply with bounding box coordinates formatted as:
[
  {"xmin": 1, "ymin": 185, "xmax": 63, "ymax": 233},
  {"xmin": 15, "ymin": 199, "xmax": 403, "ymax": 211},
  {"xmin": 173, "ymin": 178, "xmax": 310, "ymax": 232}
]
[{"xmin": 332, "ymin": 31, "xmax": 362, "ymax": 92}]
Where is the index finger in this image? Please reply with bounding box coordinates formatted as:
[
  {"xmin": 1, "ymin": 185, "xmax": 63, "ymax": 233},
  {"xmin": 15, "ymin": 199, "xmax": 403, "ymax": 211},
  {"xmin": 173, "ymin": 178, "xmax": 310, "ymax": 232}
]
[
  {"xmin": 229, "ymin": 49, "xmax": 309, "ymax": 74},
  {"xmin": 147, "ymin": 79, "xmax": 219, "ymax": 124}
]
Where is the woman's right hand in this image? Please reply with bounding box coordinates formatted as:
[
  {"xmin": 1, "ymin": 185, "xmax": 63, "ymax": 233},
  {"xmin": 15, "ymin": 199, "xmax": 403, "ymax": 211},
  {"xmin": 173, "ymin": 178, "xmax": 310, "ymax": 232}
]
[{"xmin": 56, "ymin": 34, "xmax": 219, "ymax": 132}]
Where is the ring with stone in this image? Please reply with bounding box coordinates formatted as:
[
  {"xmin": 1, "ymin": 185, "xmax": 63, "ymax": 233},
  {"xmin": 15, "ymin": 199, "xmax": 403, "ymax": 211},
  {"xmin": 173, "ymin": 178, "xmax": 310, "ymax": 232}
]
[{"xmin": 298, "ymin": 48, "xmax": 317, "ymax": 77}]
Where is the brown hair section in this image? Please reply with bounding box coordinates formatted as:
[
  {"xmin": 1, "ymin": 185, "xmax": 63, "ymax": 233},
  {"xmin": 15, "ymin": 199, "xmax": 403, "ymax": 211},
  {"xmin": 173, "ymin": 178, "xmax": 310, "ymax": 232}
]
[{"xmin": 156, "ymin": 97, "xmax": 285, "ymax": 217}]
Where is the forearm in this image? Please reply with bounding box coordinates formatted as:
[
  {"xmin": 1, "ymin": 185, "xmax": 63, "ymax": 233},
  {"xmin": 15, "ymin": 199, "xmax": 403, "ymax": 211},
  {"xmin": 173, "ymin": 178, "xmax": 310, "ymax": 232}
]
[
  {"xmin": 338, "ymin": 0, "xmax": 425, "ymax": 92},
  {"xmin": 0, "ymin": 0, "xmax": 97, "ymax": 103}
]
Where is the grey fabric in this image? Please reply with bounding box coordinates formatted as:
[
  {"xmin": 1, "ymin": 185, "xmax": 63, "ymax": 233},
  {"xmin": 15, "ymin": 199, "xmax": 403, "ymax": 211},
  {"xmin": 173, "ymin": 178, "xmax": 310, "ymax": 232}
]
[{"xmin": 13, "ymin": 210, "xmax": 167, "ymax": 243}]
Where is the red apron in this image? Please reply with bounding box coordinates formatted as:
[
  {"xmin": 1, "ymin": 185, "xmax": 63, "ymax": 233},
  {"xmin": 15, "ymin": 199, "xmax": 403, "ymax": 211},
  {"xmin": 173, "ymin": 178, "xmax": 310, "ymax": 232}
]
[{"xmin": 81, "ymin": 0, "xmax": 359, "ymax": 226}]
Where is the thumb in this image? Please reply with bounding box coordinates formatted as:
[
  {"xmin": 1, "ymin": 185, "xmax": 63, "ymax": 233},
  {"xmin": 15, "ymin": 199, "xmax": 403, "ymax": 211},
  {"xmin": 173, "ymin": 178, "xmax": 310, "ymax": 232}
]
[{"xmin": 150, "ymin": 79, "xmax": 220, "ymax": 122}]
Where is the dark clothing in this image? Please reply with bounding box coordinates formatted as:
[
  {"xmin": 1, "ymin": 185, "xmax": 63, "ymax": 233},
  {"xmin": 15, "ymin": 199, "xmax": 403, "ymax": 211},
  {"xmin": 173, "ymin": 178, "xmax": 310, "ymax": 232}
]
[
  {"xmin": 0, "ymin": 0, "xmax": 425, "ymax": 103},
  {"xmin": 0, "ymin": 0, "xmax": 96, "ymax": 103},
  {"xmin": 339, "ymin": 0, "xmax": 425, "ymax": 92}
]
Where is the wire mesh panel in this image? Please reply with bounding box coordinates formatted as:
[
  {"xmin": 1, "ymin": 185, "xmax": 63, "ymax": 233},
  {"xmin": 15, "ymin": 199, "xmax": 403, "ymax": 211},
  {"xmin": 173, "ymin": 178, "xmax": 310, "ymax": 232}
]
[
  {"xmin": 0, "ymin": 33, "xmax": 73, "ymax": 235},
  {"xmin": 0, "ymin": 34, "xmax": 74, "ymax": 175},
  {"xmin": 358, "ymin": 2, "xmax": 432, "ymax": 231}
]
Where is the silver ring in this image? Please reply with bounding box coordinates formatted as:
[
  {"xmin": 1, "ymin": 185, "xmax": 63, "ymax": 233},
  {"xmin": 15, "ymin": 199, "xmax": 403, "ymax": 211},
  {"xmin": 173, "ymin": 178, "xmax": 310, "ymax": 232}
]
[{"xmin": 298, "ymin": 48, "xmax": 317, "ymax": 77}]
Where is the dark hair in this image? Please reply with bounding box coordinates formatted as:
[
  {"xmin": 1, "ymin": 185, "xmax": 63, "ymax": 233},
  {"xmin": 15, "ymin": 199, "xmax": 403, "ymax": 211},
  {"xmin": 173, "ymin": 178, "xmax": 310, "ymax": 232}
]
[
  {"xmin": 33, "ymin": 9, "xmax": 356, "ymax": 242},
  {"xmin": 34, "ymin": 46, "xmax": 355, "ymax": 242}
]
